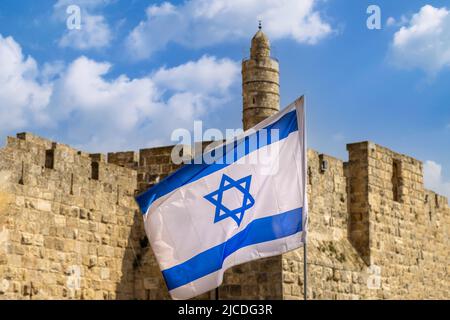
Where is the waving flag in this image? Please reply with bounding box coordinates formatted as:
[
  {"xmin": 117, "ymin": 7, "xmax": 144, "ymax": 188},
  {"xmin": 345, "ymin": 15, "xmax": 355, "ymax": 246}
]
[{"xmin": 136, "ymin": 96, "xmax": 308, "ymax": 300}]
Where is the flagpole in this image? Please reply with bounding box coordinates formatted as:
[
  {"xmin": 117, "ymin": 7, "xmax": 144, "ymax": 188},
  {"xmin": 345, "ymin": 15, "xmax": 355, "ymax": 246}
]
[
  {"xmin": 299, "ymin": 95, "xmax": 308, "ymax": 302},
  {"xmin": 303, "ymin": 240, "xmax": 307, "ymax": 300},
  {"xmin": 215, "ymin": 287, "xmax": 219, "ymax": 300}
]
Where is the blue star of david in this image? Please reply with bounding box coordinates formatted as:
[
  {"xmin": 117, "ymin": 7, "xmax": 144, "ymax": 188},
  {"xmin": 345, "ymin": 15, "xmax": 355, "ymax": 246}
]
[{"xmin": 204, "ymin": 174, "xmax": 255, "ymax": 227}]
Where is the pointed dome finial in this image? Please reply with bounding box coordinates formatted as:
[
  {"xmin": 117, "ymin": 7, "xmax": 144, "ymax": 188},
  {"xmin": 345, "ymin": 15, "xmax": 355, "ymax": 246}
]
[{"xmin": 250, "ymin": 21, "xmax": 270, "ymax": 59}]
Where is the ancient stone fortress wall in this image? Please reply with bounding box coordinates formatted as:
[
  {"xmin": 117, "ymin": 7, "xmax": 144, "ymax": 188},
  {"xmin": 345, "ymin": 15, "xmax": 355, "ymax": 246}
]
[
  {"xmin": 279, "ymin": 143, "xmax": 449, "ymax": 300},
  {"xmin": 0, "ymin": 133, "xmax": 448, "ymax": 299},
  {"xmin": 103, "ymin": 141, "xmax": 450, "ymax": 300},
  {"xmin": 0, "ymin": 133, "xmax": 141, "ymax": 299},
  {"xmin": 108, "ymin": 144, "xmax": 185, "ymax": 300}
]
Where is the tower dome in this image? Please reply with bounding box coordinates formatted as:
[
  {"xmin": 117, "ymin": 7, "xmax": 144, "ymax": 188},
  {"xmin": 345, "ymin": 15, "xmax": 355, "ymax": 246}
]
[{"xmin": 250, "ymin": 30, "xmax": 271, "ymax": 59}]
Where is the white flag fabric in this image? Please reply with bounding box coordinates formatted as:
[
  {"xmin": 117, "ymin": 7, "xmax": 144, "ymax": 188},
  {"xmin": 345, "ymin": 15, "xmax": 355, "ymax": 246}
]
[{"xmin": 136, "ymin": 96, "xmax": 308, "ymax": 300}]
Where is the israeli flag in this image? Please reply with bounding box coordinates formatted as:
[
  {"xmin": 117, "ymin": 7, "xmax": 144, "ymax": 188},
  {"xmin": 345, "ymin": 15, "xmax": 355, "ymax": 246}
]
[{"xmin": 136, "ymin": 96, "xmax": 308, "ymax": 300}]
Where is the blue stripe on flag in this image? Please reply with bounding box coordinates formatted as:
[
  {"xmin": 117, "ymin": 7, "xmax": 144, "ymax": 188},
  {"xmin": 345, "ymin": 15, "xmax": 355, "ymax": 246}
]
[
  {"xmin": 136, "ymin": 110, "xmax": 299, "ymax": 215},
  {"xmin": 162, "ymin": 207, "xmax": 302, "ymax": 291}
]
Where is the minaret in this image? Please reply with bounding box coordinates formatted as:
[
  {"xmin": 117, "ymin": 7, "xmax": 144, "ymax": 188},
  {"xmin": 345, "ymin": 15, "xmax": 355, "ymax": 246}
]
[{"xmin": 242, "ymin": 22, "xmax": 280, "ymax": 130}]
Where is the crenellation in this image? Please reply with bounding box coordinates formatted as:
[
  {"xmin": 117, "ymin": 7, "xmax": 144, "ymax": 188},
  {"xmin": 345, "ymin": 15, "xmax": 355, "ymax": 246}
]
[
  {"xmin": 90, "ymin": 154, "xmax": 106, "ymax": 164},
  {"xmin": 107, "ymin": 151, "xmax": 138, "ymax": 170},
  {"xmin": 16, "ymin": 132, "xmax": 53, "ymax": 149},
  {"xmin": 3, "ymin": 131, "xmax": 447, "ymax": 299}
]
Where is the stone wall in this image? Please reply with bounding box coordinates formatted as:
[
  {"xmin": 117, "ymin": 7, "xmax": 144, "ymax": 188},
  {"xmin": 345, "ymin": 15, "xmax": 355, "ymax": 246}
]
[
  {"xmin": 281, "ymin": 143, "xmax": 450, "ymax": 300},
  {"xmin": 0, "ymin": 133, "xmax": 141, "ymax": 299},
  {"xmin": 132, "ymin": 145, "xmax": 182, "ymax": 300},
  {"xmin": 0, "ymin": 133, "xmax": 448, "ymax": 300},
  {"xmin": 281, "ymin": 150, "xmax": 370, "ymax": 300},
  {"xmin": 361, "ymin": 142, "xmax": 449, "ymax": 299}
]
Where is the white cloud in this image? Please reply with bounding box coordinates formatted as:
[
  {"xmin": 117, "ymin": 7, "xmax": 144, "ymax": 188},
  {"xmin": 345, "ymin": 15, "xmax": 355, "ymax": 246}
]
[
  {"xmin": 54, "ymin": 0, "xmax": 112, "ymax": 50},
  {"xmin": 40, "ymin": 60, "xmax": 65, "ymax": 82},
  {"xmin": 153, "ymin": 55, "xmax": 239, "ymax": 94},
  {"xmin": 0, "ymin": 34, "xmax": 239, "ymax": 152},
  {"xmin": 386, "ymin": 15, "xmax": 409, "ymax": 28},
  {"xmin": 59, "ymin": 14, "xmax": 112, "ymax": 50},
  {"xmin": 386, "ymin": 17, "xmax": 396, "ymax": 27},
  {"xmin": 0, "ymin": 35, "xmax": 52, "ymax": 132},
  {"xmin": 423, "ymin": 160, "xmax": 450, "ymax": 201},
  {"xmin": 390, "ymin": 5, "xmax": 450, "ymax": 75},
  {"xmin": 126, "ymin": 0, "xmax": 333, "ymax": 59}
]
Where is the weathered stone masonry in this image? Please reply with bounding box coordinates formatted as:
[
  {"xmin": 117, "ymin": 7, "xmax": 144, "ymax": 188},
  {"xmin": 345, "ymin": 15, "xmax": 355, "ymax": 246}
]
[
  {"xmin": 0, "ymin": 133, "xmax": 448, "ymax": 299},
  {"xmin": 0, "ymin": 28, "xmax": 448, "ymax": 300}
]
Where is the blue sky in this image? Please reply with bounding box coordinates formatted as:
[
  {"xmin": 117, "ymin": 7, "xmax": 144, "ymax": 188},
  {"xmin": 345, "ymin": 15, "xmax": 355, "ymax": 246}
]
[{"xmin": 0, "ymin": 0, "xmax": 449, "ymax": 198}]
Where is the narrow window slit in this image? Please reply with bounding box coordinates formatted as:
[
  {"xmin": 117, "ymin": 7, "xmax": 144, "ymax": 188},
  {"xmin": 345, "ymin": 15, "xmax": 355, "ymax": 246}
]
[
  {"xmin": 392, "ymin": 159, "xmax": 402, "ymax": 202},
  {"xmin": 91, "ymin": 161, "xmax": 99, "ymax": 180},
  {"xmin": 19, "ymin": 160, "xmax": 24, "ymax": 185},
  {"xmin": 70, "ymin": 173, "xmax": 74, "ymax": 195},
  {"xmin": 45, "ymin": 149, "xmax": 54, "ymax": 169}
]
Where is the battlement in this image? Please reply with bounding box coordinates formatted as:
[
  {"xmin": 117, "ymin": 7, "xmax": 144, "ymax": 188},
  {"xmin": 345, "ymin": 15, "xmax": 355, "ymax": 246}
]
[
  {"xmin": 0, "ymin": 132, "xmax": 448, "ymax": 300},
  {"xmin": 347, "ymin": 141, "xmax": 447, "ymax": 206},
  {"xmin": 2, "ymin": 133, "xmax": 138, "ymax": 199},
  {"xmin": 107, "ymin": 151, "xmax": 138, "ymax": 170},
  {"xmin": 3, "ymin": 133, "xmax": 448, "ymax": 210}
]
